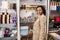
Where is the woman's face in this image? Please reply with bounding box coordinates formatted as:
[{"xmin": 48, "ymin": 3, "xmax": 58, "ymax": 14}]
[{"xmin": 37, "ymin": 7, "xmax": 43, "ymax": 15}]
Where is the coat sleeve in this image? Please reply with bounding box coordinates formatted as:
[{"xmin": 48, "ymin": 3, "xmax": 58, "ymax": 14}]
[{"xmin": 39, "ymin": 16, "xmax": 46, "ymax": 40}]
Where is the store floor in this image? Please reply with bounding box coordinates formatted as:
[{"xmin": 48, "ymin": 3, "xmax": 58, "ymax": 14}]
[{"xmin": 0, "ymin": 37, "xmax": 17, "ymax": 40}]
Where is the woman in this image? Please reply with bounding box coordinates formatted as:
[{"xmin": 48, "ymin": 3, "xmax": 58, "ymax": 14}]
[{"xmin": 33, "ymin": 6, "xmax": 46, "ymax": 40}]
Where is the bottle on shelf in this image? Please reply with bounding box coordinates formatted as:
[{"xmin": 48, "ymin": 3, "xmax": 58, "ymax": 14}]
[
  {"xmin": 58, "ymin": 2, "xmax": 60, "ymax": 6},
  {"xmin": 6, "ymin": 13, "xmax": 11, "ymax": 24},
  {"xmin": 50, "ymin": 2, "xmax": 52, "ymax": 6},
  {"xmin": 4, "ymin": 28, "xmax": 10, "ymax": 37},
  {"xmin": 0, "ymin": 13, "xmax": 11, "ymax": 24},
  {"xmin": 55, "ymin": 2, "xmax": 56, "ymax": 6},
  {"xmin": 9, "ymin": 3, "xmax": 13, "ymax": 9},
  {"xmin": 56, "ymin": 2, "xmax": 59, "ymax": 6},
  {"xmin": 1, "ymin": 13, "xmax": 5, "ymax": 24}
]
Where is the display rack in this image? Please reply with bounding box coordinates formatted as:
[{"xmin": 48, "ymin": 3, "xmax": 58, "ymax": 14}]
[
  {"xmin": 0, "ymin": 9, "xmax": 17, "ymax": 29},
  {"xmin": 48, "ymin": 0, "xmax": 60, "ymax": 40},
  {"xmin": 0, "ymin": 0, "xmax": 17, "ymax": 40},
  {"xmin": 0, "ymin": 0, "xmax": 17, "ymax": 28}
]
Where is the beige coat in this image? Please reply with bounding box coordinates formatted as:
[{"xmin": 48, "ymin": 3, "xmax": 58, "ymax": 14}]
[{"xmin": 33, "ymin": 14, "xmax": 46, "ymax": 40}]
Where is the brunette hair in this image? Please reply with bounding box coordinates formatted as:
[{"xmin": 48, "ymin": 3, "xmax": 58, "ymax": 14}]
[{"xmin": 36, "ymin": 6, "xmax": 46, "ymax": 15}]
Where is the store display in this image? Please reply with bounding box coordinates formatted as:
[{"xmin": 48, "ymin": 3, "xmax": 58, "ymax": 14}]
[
  {"xmin": 0, "ymin": 13, "xmax": 11, "ymax": 24},
  {"xmin": 0, "ymin": 0, "xmax": 17, "ymax": 40},
  {"xmin": 49, "ymin": 0, "xmax": 60, "ymax": 40}
]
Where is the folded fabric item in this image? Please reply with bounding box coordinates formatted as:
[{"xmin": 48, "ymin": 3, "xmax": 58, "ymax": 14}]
[
  {"xmin": 20, "ymin": 26, "xmax": 28, "ymax": 36},
  {"xmin": 57, "ymin": 6, "xmax": 60, "ymax": 10},
  {"xmin": 50, "ymin": 6, "xmax": 56, "ymax": 10},
  {"xmin": 20, "ymin": 29, "xmax": 28, "ymax": 36},
  {"xmin": 50, "ymin": 6, "xmax": 60, "ymax": 10}
]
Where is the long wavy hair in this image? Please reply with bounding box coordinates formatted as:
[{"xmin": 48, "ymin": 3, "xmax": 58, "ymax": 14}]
[{"xmin": 36, "ymin": 6, "xmax": 46, "ymax": 15}]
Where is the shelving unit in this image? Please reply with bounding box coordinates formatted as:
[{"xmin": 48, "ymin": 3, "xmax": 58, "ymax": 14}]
[
  {"xmin": 0, "ymin": 0, "xmax": 17, "ymax": 40},
  {"xmin": 48, "ymin": 0, "xmax": 60, "ymax": 40},
  {"xmin": 20, "ymin": 1, "xmax": 47, "ymax": 6},
  {"xmin": 0, "ymin": 23, "xmax": 16, "ymax": 28},
  {"xmin": 49, "ymin": 0, "xmax": 60, "ymax": 30},
  {"xmin": 0, "ymin": 9, "xmax": 17, "ymax": 29},
  {"xmin": 0, "ymin": 0, "xmax": 49, "ymax": 40}
]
